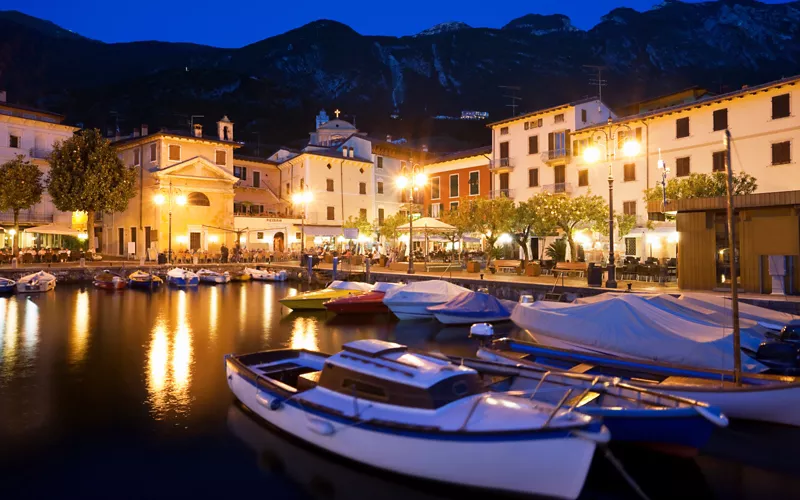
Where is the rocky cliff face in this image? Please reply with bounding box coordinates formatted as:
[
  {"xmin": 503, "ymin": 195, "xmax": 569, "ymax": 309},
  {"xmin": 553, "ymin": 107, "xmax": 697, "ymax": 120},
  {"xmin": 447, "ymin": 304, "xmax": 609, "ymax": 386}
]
[{"xmin": 1, "ymin": 0, "xmax": 799, "ymax": 147}]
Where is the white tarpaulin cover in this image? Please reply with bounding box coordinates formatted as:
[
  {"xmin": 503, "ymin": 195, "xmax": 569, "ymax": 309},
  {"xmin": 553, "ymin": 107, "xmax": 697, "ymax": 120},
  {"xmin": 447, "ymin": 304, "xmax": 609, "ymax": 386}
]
[
  {"xmin": 372, "ymin": 282, "xmax": 404, "ymax": 293},
  {"xmin": 678, "ymin": 293, "xmax": 798, "ymax": 331},
  {"xmin": 383, "ymin": 279, "xmax": 470, "ymax": 306},
  {"xmin": 512, "ymin": 294, "xmax": 767, "ymax": 372},
  {"xmin": 329, "ymin": 280, "xmax": 373, "ymax": 292}
]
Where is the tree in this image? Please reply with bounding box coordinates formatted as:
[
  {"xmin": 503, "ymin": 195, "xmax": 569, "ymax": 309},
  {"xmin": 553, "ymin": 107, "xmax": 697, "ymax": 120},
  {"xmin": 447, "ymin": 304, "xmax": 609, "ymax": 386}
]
[
  {"xmin": 525, "ymin": 193, "xmax": 561, "ymax": 260},
  {"xmin": 510, "ymin": 200, "xmax": 535, "ymax": 266},
  {"xmin": 439, "ymin": 202, "xmax": 474, "ymax": 262},
  {"xmin": 535, "ymin": 193, "xmax": 607, "ymax": 258},
  {"xmin": 343, "ymin": 214, "xmax": 373, "ymax": 236},
  {"xmin": 375, "ymin": 212, "xmax": 406, "ymax": 244},
  {"xmin": 48, "ymin": 129, "xmax": 137, "ymax": 251},
  {"xmin": 0, "ymin": 155, "xmax": 44, "ymax": 254},
  {"xmin": 644, "ymin": 172, "xmax": 758, "ymax": 205},
  {"xmin": 467, "ymin": 197, "xmax": 516, "ymax": 266},
  {"xmin": 597, "ymin": 213, "xmax": 637, "ymax": 241},
  {"xmin": 545, "ymin": 238, "xmax": 567, "ymax": 262}
]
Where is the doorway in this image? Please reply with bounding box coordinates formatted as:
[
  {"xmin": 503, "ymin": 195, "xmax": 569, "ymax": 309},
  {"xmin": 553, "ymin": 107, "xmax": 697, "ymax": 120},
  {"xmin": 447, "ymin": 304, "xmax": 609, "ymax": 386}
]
[
  {"xmin": 273, "ymin": 232, "xmax": 285, "ymax": 253},
  {"xmin": 118, "ymin": 228, "xmax": 124, "ymax": 255},
  {"xmin": 190, "ymin": 232, "xmax": 201, "ymax": 251},
  {"xmin": 499, "ymin": 172, "xmax": 509, "ymax": 195}
]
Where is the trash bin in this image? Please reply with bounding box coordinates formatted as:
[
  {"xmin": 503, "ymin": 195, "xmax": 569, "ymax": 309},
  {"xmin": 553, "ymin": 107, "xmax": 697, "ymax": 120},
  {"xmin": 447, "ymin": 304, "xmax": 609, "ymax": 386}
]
[
  {"xmin": 158, "ymin": 253, "xmax": 167, "ymax": 265},
  {"xmin": 466, "ymin": 261, "xmax": 481, "ymax": 273},
  {"xmin": 587, "ymin": 263, "xmax": 603, "ymax": 287},
  {"xmin": 526, "ymin": 262, "xmax": 541, "ymax": 277}
]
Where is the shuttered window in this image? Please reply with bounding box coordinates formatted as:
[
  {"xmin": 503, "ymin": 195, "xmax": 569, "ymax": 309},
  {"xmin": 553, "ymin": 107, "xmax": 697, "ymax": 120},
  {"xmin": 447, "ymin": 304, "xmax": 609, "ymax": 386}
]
[
  {"xmin": 528, "ymin": 135, "xmax": 539, "ymax": 154},
  {"xmin": 327, "ymin": 179, "xmax": 334, "ymax": 192},
  {"xmin": 712, "ymin": 109, "xmax": 728, "ymax": 131},
  {"xmin": 623, "ymin": 201, "xmax": 637, "ymax": 216},
  {"xmin": 676, "ymin": 117, "xmax": 690, "ymax": 138},
  {"xmin": 377, "ymin": 181, "xmax": 384, "ymax": 194},
  {"xmin": 327, "ymin": 207, "xmax": 335, "ymax": 220},
  {"xmin": 359, "ymin": 182, "xmax": 367, "ymax": 195},
  {"xmin": 623, "ymin": 163, "xmax": 636, "ymax": 182},
  {"xmin": 676, "ymin": 157, "xmax": 690, "ymax": 176},
  {"xmin": 772, "ymin": 94, "xmax": 790, "ymax": 119},
  {"xmin": 772, "ymin": 141, "xmax": 791, "ymax": 165},
  {"xmin": 528, "ymin": 168, "xmax": 539, "ymax": 187},
  {"xmin": 578, "ymin": 169, "xmax": 588, "ymax": 187},
  {"xmin": 712, "ymin": 151, "xmax": 726, "ymax": 172}
]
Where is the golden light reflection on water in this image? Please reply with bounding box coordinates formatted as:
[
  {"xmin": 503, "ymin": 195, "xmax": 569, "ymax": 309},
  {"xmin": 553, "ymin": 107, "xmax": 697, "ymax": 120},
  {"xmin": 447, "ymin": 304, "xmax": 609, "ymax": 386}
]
[
  {"xmin": 290, "ymin": 316, "xmax": 319, "ymax": 351},
  {"xmin": 262, "ymin": 284, "xmax": 273, "ymax": 340},
  {"xmin": 209, "ymin": 286, "xmax": 218, "ymax": 341},
  {"xmin": 239, "ymin": 285, "xmax": 247, "ymax": 327},
  {"xmin": 23, "ymin": 298, "xmax": 39, "ymax": 355},
  {"xmin": 69, "ymin": 290, "xmax": 90, "ymax": 364},
  {"xmin": 145, "ymin": 291, "xmax": 193, "ymax": 418},
  {"xmin": 2, "ymin": 299, "xmax": 19, "ymax": 376}
]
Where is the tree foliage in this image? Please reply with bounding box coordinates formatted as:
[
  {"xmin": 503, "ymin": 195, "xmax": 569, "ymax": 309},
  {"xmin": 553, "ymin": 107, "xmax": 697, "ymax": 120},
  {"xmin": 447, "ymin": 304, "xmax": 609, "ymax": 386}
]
[
  {"xmin": 375, "ymin": 212, "xmax": 406, "ymax": 243},
  {"xmin": 438, "ymin": 200, "xmax": 474, "ymax": 261},
  {"xmin": 545, "ymin": 238, "xmax": 567, "ymax": 262},
  {"xmin": 644, "ymin": 172, "xmax": 758, "ymax": 204},
  {"xmin": 343, "ymin": 214, "xmax": 373, "ymax": 236},
  {"xmin": 532, "ymin": 193, "xmax": 607, "ymax": 257},
  {"xmin": 0, "ymin": 155, "xmax": 44, "ymax": 253},
  {"xmin": 466, "ymin": 197, "xmax": 516, "ymax": 265},
  {"xmin": 48, "ymin": 129, "xmax": 137, "ymax": 249}
]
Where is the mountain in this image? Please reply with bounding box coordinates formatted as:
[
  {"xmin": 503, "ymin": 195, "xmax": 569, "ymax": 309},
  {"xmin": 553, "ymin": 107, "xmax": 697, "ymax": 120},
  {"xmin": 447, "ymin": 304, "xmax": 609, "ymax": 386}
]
[{"xmin": 1, "ymin": 1, "xmax": 799, "ymax": 150}]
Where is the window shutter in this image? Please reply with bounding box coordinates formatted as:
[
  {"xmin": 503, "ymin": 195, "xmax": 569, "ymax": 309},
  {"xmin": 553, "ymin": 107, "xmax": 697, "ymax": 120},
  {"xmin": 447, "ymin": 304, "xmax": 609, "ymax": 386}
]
[
  {"xmin": 548, "ymin": 132, "xmax": 555, "ymax": 152},
  {"xmin": 635, "ymin": 127, "xmax": 642, "ymax": 143},
  {"xmin": 565, "ymin": 130, "xmax": 571, "ymax": 154}
]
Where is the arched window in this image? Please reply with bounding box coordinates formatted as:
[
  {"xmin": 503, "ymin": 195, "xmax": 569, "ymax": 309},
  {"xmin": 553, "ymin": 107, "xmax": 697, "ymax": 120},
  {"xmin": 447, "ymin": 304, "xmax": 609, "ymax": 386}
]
[{"xmin": 187, "ymin": 192, "xmax": 210, "ymax": 206}]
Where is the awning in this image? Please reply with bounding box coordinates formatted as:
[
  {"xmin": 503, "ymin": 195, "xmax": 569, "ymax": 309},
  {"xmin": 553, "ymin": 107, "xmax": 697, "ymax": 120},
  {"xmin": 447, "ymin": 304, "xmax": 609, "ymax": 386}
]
[
  {"xmin": 627, "ymin": 225, "xmax": 677, "ymax": 237},
  {"xmin": 24, "ymin": 223, "xmax": 80, "ymax": 236},
  {"xmin": 302, "ymin": 225, "xmax": 343, "ymax": 237},
  {"xmin": 398, "ymin": 217, "xmax": 456, "ymax": 232}
]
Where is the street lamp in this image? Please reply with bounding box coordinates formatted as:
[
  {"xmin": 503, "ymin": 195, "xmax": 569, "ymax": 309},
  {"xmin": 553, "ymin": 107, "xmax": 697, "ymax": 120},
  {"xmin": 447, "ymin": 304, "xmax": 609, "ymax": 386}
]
[
  {"xmin": 153, "ymin": 181, "xmax": 186, "ymax": 264},
  {"xmin": 291, "ymin": 190, "xmax": 313, "ymax": 254},
  {"xmin": 582, "ymin": 117, "xmax": 641, "ymax": 288},
  {"xmin": 396, "ymin": 163, "xmax": 427, "ymax": 274},
  {"xmin": 657, "ymin": 150, "xmax": 671, "ymax": 212}
]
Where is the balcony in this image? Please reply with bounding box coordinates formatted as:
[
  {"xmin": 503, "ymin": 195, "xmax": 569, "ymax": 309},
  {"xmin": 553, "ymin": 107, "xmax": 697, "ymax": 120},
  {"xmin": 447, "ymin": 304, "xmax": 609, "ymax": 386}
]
[
  {"xmin": 489, "ymin": 157, "xmax": 514, "ymax": 170},
  {"xmin": 0, "ymin": 210, "xmax": 54, "ymax": 224},
  {"xmin": 542, "ymin": 183, "xmax": 574, "ymax": 194},
  {"xmin": 29, "ymin": 148, "xmax": 52, "ymax": 159},
  {"xmin": 540, "ymin": 149, "xmax": 570, "ymax": 164},
  {"xmin": 489, "ymin": 189, "xmax": 515, "ymax": 199}
]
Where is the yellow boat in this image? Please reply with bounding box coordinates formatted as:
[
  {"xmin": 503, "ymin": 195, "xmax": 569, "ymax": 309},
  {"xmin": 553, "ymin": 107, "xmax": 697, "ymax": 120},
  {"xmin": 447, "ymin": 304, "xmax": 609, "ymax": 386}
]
[
  {"xmin": 279, "ymin": 280, "xmax": 373, "ymax": 310},
  {"xmin": 230, "ymin": 270, "xmax": 252, "ymax": 282}
]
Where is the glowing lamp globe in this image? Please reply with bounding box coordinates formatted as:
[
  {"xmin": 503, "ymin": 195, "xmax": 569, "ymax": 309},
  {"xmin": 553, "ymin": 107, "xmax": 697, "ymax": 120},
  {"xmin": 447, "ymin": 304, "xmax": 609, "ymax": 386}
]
[
  {"xmin": 395, "ymin": 176, "xmax": 409, "ymax": 189},
  {"xmin": 583, "ymin": 146, "xmax": 601, "ymax": 164},
  {"xmin": 413, "ymin": 172, "xmax": 427, "ymax": 188}
]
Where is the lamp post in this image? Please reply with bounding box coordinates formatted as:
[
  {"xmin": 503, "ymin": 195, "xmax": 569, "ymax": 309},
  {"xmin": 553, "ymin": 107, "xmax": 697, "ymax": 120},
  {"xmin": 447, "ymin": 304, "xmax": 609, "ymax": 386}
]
[
  {"xmin": 153, "ymin": 181, "xmax": 186, "ymax": 264},
  {"xmin": 291, "ymin": 190, "xmax": 313, "ymax": 254},
  {"xmin": 582, "ymin": 118, "xmax": 641, "ymax": 288},
  {"xmin": 657, "ymin": 150, "xmax": 671, "ymax": 213},
  {"xmin": 396, "ymin": 163, "xmax": 427, "ymax": 274}
]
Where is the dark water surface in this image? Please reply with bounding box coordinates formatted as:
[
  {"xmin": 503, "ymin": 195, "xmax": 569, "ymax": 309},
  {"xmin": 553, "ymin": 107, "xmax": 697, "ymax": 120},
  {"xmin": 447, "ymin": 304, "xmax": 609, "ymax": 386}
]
[{"xmin": 1, "ymin": 283, "xmax": 799, "ymax": 499}]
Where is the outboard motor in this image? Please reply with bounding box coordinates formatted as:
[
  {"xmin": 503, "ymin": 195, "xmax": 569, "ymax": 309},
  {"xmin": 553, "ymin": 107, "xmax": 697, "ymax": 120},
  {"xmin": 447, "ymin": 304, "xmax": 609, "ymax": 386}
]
[
  {"xmin": 469, "ymin": 323, "xmax": 495, "ymax": 347},
  {"xmin": 755, "ymin": 319, "xmax": 800, "ymax": 375}
]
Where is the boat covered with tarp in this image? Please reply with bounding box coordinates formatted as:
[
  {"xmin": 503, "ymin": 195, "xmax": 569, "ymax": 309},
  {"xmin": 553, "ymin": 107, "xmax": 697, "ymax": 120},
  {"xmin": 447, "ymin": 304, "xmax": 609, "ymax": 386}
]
[
  {"xmin": 279, "ymin": 280, "xmax": 372, "ymax": 310},
  {"xmin": 427, "ymin": 291, "xmax": 516, "ymax": 325},
  {"xmin": 383, "ymin": 280, "xmax": 471, "ymax": 320},
  {"xmin": 511, "ymin": 294, "xmax": 767, "ymax": 372}
]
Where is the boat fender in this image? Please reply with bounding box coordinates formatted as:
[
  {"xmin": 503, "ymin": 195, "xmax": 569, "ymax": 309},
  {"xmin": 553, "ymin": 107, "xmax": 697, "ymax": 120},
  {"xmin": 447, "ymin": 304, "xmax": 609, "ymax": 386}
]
[
  {"xmin": 694, "ymin": 406, "xmax": 729, "ymax": 428},
  {"xmin": 269, "ymin": 399, "xmax": 283, "ymax": 411},
  {"xmin": 307, "ymin": 418, "xmax": 336, "ymax": 436},
  {"xmin": 469, "ymin": 323, "xmax": 494, "ymax": 339}
]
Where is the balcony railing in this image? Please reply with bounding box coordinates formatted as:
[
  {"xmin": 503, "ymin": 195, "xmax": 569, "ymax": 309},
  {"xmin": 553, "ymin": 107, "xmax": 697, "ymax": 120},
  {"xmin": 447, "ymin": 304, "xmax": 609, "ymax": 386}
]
[
  {"xmin": 0, "ymin": 210, "xmax": 54, "ymax": 224},
  {"xmin": 489, "ymin": 189, "xmax": 515, "ymax": 199},
  {"xmin": 542, "ymin": 183, "xmax": 573, "ymax": 194},
  {"xmin": 489, "ymin": 157, "xmax": 514, "ymax": 170},
  {"xmin": 540, "ymin": 149, "xmax": 570, "ymax": 163},
  {"xmin": 29, "ymin": 148, "xmax": 52, "ymax": 159}
]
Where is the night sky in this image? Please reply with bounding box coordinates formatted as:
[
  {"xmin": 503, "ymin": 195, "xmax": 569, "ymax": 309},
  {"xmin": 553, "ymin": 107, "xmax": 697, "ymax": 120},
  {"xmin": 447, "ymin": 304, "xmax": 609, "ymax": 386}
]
[{"xmin": 4, "ymin": 0, "xmax": 791, "ymax": 48}]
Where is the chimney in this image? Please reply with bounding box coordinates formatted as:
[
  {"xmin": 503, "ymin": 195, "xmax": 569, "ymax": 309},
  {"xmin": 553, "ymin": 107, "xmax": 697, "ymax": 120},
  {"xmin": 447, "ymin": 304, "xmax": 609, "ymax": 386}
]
[
  {"xmin": 422, "ymin": 144, "xmax": 428, "ymax": 153},
  {"xmin": 133, "ymin": 128, "xmax": 140, "ymax": 138},
  {"xmin": 342, "ymin": 148, "xmax": 347, "ymax": 157},
  {"xmin": 0, "ymin": 90, "xmax": 6, "ymax": 103},
  {"xmin": 141, "ymin": 124, "xmax": 148, "ymax": 136},
  {"xmin": 348, "ymin": 147, "xmax": 354, "ymax": 158},
  {"xmin": 386, "ymin": 134, "xmax": 392, "ymax": 142},
  {"xmin": 194, "ymin": 123, "xmax": 203, "ymax": 138}
]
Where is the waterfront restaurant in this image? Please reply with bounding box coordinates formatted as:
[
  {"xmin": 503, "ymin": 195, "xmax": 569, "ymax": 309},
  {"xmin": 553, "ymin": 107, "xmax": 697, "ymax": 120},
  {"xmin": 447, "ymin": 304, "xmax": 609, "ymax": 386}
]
[{"xmin": 652, "ymin": 191, "xmax": 800, "ymax": 294}]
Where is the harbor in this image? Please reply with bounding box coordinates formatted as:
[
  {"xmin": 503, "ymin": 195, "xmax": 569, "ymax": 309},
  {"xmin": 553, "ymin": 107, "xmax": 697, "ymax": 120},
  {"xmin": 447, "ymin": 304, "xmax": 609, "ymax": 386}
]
[{"xmin": 2, "ymin": 279, "xmax": 800, "ymax": 499}]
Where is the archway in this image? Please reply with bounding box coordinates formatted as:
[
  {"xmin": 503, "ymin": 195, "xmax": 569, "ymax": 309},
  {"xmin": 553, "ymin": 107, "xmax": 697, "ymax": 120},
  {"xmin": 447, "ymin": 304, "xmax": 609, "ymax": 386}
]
[
  {"xmin": 187, "ymin": 192, "xmax": 210, "ymax": 206},
  {"xmin": 273, "ymin": 232, "xmax": 285, "ymax": 253}
]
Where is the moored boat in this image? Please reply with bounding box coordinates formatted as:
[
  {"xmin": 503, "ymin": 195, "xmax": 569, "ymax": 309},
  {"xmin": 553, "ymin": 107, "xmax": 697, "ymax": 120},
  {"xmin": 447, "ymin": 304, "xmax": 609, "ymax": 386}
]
[
  {"xmin": 166, "ymin": 268, "xmax": 199, "ymax": 287},
  {"xmin": 383, "ymin": 280, "xmax": 470, "ymax": 320},
  {"xmin": 230, "ymin": 270, "xmax": 251, "ymax": 282},
  {"xmin": 428, "ymin": 291, "xmax": 516, "ymax": 325},
  {"xmin": 225, "ymin": 339, "xmax": 608, "ymax": 499},
  {"xmin": 128, "ymin": 270, "xmax": 163, "ymax": 289},
  {"xmin": 16, "ymin": 271, "xmax": 56, "ymax": 293},
  {"xmin": 484, "ymin": 337, "xmax": 800, "ymax": 427},
  {"xmin": 279, "ymin": 280, "xmax": 372, "ymax": 311},
  {"xmin": 197, "ymin": 269, "xmax": 231, "ymax": 284},
  {"xmin": 93, "ymin": 270, "xmax": 128, "ymax": 290},
  {"xmin": 0, "ymin": 277, "xmax": 15, "ymax": 293},
  {"xmin": 323, "ymin": 282, "xmax": 403, "ymax": 314},
  {"xmin": 246, "ymin": 267, "xmax": 287, "ymax": 282}
]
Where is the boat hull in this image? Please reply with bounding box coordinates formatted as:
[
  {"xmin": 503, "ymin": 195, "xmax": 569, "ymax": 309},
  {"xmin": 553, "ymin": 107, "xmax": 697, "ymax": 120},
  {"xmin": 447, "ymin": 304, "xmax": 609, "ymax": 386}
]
[
  {"xmin": 0, "ymin": 283, "xmax": 14, "ymax": 294},
  {"xmin": 94, "ymin": 281, "xmax": 127, "ymax": 290},
  {"xmin": 16, "ymin": 281, "xmax": 55, "ymax": 293},
  {"xmin": 386, "ymin": 302, "xmax": 444, "ymax": 320},
  {"xmin": 490, "ymin": 340, "xmax": 800, "ymax": 427},
  {"xmin": 167, "ymin": 276, "xmax": 199, "ymax": 287},
  {"xmin": 199, "ymin": 276, "xmax": 231, "ymax": 284},
  {"xmin": 129, "ymin": 279, "xmax": 162, "ymax": 289},
  {"xmin": 432, "ymin": 312, "xmax": 510, "ymax": 325},
  {"xmin": 324, "ymin": 291, "xmax": 389, "ymax": 314},
  {"xmin": 280, "ymin": 290, "xmax": 365, "ymax": 311},
  {"xmin": 226, "ymin": 363, "xmax": 597, "ymax": 500}
]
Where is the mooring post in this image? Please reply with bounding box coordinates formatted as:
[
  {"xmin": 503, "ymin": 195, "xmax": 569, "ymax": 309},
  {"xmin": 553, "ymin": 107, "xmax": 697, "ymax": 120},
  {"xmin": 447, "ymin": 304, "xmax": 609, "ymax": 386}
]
[
  {"xmin": 332, "ymin": 257, "xmax": 338, "ymax": 281},
  {"xmin": 365, "ymin": 257, "xmax": 371, "ymax": 283}
]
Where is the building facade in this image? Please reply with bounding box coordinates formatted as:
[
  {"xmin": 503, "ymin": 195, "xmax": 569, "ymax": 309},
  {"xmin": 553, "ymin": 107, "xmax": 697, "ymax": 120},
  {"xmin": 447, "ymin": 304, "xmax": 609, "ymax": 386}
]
[
  {"xmin": 0, "ymin": 94, "xmax": 79, "ymax": 248},
  {"xmin": 422, "ymin": 147, "xmax": 492, "ymax": 217}
]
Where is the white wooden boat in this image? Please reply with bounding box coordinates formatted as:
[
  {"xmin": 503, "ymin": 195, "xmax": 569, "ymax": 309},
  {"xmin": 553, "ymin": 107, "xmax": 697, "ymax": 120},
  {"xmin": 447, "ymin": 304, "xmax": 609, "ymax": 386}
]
[
  {"xmin": 16, "ymin": 271, "xmax": 56, "ymax": 293},
  {"xmin": 166, "ymin": 268, "xmax": 199, "ymax": 287},
  {"xmin": 383, "ymin": 280, "xmax": 470, "ymax": 320},
  {"xmin": 245, "ymin": 267, "xmax": 287, "ymax": 282},
  {"xmin": 197, "ymin": 269, "xmax": 231, "ymax": 284},
  {"xmin": 225, "ymin": 339, "xmax": 609, "ymax": 499}
]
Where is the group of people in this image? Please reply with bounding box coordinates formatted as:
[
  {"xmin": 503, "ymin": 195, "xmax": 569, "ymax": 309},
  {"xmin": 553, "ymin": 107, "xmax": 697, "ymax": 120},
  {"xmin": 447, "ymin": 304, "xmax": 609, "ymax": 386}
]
[{"xmin": 0, "ymin": 246, "xmax": 79, "ymax": 263}]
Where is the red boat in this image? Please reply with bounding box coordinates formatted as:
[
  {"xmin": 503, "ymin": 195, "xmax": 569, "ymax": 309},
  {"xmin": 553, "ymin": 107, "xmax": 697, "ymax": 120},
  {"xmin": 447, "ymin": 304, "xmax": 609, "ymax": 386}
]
[
  {"xmin": 93, "ymin": 270, "xmax": 128, "ymax": 290},
  {"xmin": 323, "ymin": 282, "xmax": 403, "ymax": 314}
]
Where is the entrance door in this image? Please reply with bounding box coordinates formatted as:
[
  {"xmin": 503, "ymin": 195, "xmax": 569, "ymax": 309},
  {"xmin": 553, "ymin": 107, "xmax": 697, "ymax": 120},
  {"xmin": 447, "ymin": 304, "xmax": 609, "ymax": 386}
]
[
  {"xmin": 118, "ymin": 228, "xmax": 124, "ymax": 255},
  {"xmin": 499, "ymin": 172, "xmax": 509, "ymax": 195},
  {"xmin": 190, "ymin": 232, "xmax": 201, "ymax": 251},
  {"xmin": 554, "ymin": 165, "xmax": 566, "ymax": 192},
  {"xmin": 252, "ymin": 171, "xmax": 261, "ymax": 188},
  {"xmin": 273, "ymin": 232, "xmax": 285, "ymax": 252}
]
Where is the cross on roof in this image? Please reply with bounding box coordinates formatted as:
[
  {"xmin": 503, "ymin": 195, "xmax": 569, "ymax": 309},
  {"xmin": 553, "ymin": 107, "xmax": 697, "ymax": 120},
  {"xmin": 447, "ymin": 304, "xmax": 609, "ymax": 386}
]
[{"xmin": 334, "ymin": 109, "xmax": 341, "ymax": 118}]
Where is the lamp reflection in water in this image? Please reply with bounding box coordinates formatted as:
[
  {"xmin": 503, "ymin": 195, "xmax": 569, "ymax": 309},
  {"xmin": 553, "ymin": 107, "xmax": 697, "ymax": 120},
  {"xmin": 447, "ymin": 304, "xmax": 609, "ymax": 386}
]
[
  {"xmin": 239, "ymin": 285, "xmax": 248, "ymax": 329},
  {"xmin": 290, "ymin": 317, "xmax": 319, "ymax": 351},
  {"xmin": 262, "ymin": 284, "xmax": 273, "ymax": 340},
  {"xmin": 70, "ymin": 290, "xmax": 90, "ymax": 365},
  {"xmin": 146, "ymin": 290, "xmax": 194, "ymax": 418},
  {"xmin": 23, "ymin": 298, "xmax": 39, "ymax": 356},
  {"xmin": 0, "ymin": 298, "xmax": 17, "ymax": 379},
  {"xmin": 209, "ymin": 286, "xmax": 219, "ymax": 341}
]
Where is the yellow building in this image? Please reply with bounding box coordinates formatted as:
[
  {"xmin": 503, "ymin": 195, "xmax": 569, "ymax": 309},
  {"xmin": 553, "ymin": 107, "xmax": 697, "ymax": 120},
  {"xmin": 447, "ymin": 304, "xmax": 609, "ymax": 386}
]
[{"xmin": 108, "ymin": 118, "xmax": 240, "ymax": 259}]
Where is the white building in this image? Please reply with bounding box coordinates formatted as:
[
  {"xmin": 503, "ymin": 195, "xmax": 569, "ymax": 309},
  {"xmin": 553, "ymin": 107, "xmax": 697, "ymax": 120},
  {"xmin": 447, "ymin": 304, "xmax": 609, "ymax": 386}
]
[{"xmin": 0, "ymin": 93, "xmax": 79, "ymax": 248}]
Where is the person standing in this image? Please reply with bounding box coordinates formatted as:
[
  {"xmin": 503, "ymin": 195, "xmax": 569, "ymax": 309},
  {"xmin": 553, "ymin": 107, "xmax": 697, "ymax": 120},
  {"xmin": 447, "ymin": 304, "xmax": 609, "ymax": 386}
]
[{"xmin": 220, "ymin": 243, "xmax": 229, "ymax": 263}]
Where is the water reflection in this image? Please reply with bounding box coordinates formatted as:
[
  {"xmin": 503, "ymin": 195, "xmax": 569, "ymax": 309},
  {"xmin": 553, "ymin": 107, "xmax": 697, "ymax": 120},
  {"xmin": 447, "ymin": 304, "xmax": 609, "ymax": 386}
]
[
  {"xmin": 209, "ymin": 285, "xmax": 218, "ymax": 341},
  {"xmin": 145, "ymin": 291, "xmax": 194, "ymax": 418},
  {"xmin": 70, "ymin": 290, "xmax": 90, "ymax": 365},
  {"xmin": 262, "ymin": 284, "xmax": 273, "ymax": 340},
  {"xmin": 289, "ymin": 315, "xmax": 319, "ymax": 351},
  {"xmin": 22, "ymin": 299, "xmax": 38, "ymax": 355},
  {"xmin": 1, "ymin": 299, "xmax": 19, "ymax": 379}
]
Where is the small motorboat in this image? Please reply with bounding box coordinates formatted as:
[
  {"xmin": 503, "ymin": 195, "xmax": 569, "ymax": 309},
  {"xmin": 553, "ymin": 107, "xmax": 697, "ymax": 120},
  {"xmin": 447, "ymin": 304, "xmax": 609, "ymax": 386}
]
[
  {"xmin": 279, "ymin": 280, "xmax": 372, "ymax": 311},
  {"xmin": 485, "ymin": 337, "xmax": 800, "ymax": 427},
  {"xmin": 16, "ymin": 271, "xmax": 56, "ymax": 293},
  {"xmin": 0, "ymin": 277, "xmax": 15, "ymax": 293},
  {"xmin": 166, "ymin": 268, "xmax": 199, "ymax": 288},
  {"xmin": 128, "ymin": 270, "xmax": 163, "ymax": 289},
  {"xmin": 225, "ymin": 339, "xmax": 608, "ymax": 500},
  {"xmin": 456, "ymin": 353, "xmax": 728, "ymax": 451},
  {"xmin": 246, "ymin": 267, "xmax": 288, "ymax": 282},
  {"xmin": 751, "ymin": 319, "xmax": 800, "ymax": 374},
  {"xmin": 230, "ymin": 270, "xmax": 251, "ymax": 282},
  {"xmin": 197, "ymin": 269, "xmax": 231, "ymax": 284},
  {"xmin": 428, "ymin": 291, "xmax": 516, "ymax": 325},
  {"xmin": 323, "ymin": 282, "xmax": 403, "ymax": 314},
  {"xmin": 93, "ymin": 270, "xmax": 128, "ymax": 290},
  {"xmin": 383, "ymin": 279, "xmax": 470, "ymax": 320}
]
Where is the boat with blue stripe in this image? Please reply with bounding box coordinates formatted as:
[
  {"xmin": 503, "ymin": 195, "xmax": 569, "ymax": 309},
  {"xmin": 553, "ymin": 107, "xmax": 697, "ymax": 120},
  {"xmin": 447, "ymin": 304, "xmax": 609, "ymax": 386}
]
[
  {"xmin": 225, "ymin": 339, "xmax": 609, "ymax": 500},
  {"xmin": 0, "ymin": 277, "xmax": 15, "ymax": 294},
  {"xmin": 166, "ymin": 268, "xmax": 199, "ymax": 288}
]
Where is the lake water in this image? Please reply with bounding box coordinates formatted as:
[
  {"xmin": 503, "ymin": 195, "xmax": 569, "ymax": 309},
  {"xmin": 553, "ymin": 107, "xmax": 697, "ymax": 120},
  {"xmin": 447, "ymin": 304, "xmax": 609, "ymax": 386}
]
[{"xmin": 1, "ymin": 282, "xmax": 799, "ymax": 499}]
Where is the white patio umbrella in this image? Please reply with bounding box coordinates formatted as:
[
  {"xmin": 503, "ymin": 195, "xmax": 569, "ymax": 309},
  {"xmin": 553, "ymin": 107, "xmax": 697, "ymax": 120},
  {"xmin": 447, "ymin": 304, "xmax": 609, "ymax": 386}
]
[{"xmin": 398, "ymin": 218, "xmax": 457, "ymax": 261}]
